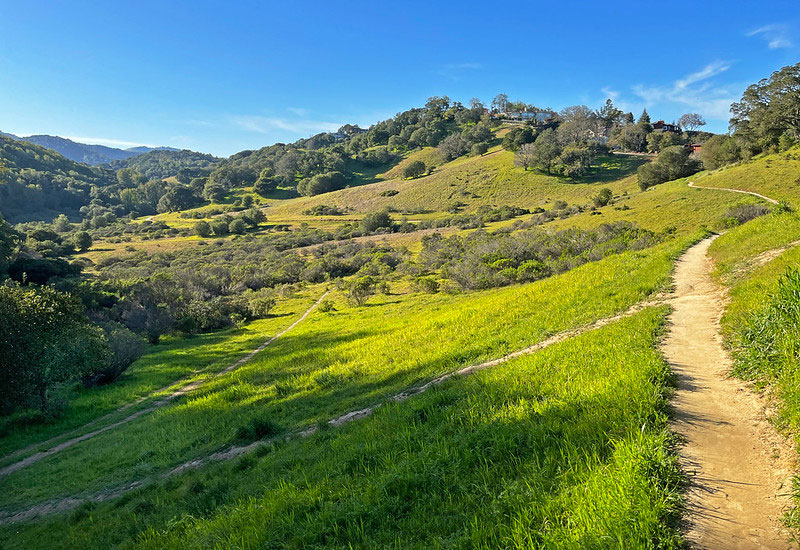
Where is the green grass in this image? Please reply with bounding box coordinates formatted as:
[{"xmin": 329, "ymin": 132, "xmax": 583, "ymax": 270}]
[
  {"xmin": 0, "ymin": 288, "xmax": 319, "ymax": 464},
  {"xmin": 0, "ymin": 235, "xmax": 699, "ymax": 511},
  {"xmin": 692, "ymin": 147, "xmax": 800, "ymax": 206},
  {"xmin": 265, "ymin": 151, "xmax": 645, "ymax": 224},
  {"xmin": 547, "ymin": 176, "xmax": 769, "ymax": 235},
  {"xmin": 0, "ymin": 307, "xmax": 684, "ymax": 549}
]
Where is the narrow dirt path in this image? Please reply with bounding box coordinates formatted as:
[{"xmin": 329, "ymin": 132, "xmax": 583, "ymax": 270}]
[
  {"xmin": 0, "ymin": 296, "xmax": 668, "ymax": 524},
  {"xmin": 0, "ymin": 291, "xmax": 329, "ymax": 480},
  {"xmin": 688, "ymin": 180, "xmax": 780, "ymax": 205},
  {"xmin": 664, "ymin": 237, "xmax": 796, "ymax": 549}
]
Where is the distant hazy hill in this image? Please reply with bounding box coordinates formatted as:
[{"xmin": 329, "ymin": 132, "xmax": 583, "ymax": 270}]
[
  {"xmin": 106, "ymin": 149, "xmax": 220, "ymax": 180},
  {"xmin": 0, "ymin": 132, "xmax": 179, "ymax": 165},
  {"xmin": 125, "ymin": 145, "xmax": 179, "ymax": 154}
]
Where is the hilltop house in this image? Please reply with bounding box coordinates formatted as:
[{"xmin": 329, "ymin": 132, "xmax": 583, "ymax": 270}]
[
  {"xmin": 498, "ymin": 111, "xmax": 556, "ymax": 124},
  {"xmin": 652, "ymin": 120, "xmax": 680, "ymax": 133}
]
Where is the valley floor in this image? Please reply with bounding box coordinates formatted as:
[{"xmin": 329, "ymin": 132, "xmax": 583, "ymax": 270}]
[{"xmin": 4, "ymin": 150, "xmax": 800, "ymax": 548}]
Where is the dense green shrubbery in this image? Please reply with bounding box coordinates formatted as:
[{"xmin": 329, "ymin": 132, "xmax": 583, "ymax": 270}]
[
  {"xmin": 637, "ymin": 146, "xmax": 702, "ymax": 190},
  {"xmin": 419, "ymin": 221, "xmax": 660, "ymax": 290},
  {"xmin": 0, "ymin": 284, "xmax": 108, "ymax": 413},
  {"xmin": 106, "ymin": 149, "xmax": 219, "ymax": 180}
]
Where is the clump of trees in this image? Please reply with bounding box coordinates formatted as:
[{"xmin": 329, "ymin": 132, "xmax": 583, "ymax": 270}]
[
  {"xmin": 0, "ymin": 285, "xmax": 108, "ymax": 413},
  {"xmin": 637, "ymin": 146, "xmax": 702, "ymax": 190},
  {"xmin": 730, "ymin": 62, "xmax": 800, "ymax": 157}
]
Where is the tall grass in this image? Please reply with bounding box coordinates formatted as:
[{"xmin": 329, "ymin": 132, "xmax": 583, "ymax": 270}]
[
  {"xmin": 0, "ymin": 235, "xmax": 699, "ymax": 510},
  {"xmin": 0, "ymin": 308, "xmax": 684, "ymax": 549}
]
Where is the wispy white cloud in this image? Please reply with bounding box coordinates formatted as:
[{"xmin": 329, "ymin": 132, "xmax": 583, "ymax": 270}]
[
  {"xmin": 232, "ymin": 115, "xmax": 342, "ymax": 135},
  {"xmin": 63, "ymin": 135, "xmax": 155, "ymax": 148},
  {"xmin": 747, "ymin": 24, "xmax": 793, "ymax": 49},
  {"xmin": 675, "ymin": 61, "xmax": 730, "ymax": 89},
  {"xmin": 630, "ymin": 61, "xmax": 738, "ymax": 119},
  {"xmin": 286, "ymin": 107, "xmax": 310, "ymax": 116}
]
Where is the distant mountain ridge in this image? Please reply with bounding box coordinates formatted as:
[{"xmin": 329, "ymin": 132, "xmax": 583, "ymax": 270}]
[{"xmin": 0, "ymin": 131, "xmax": 178, "ymax": 165}]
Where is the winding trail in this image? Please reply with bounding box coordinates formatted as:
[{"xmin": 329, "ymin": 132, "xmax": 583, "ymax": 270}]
[
  {"xmin": 0, "ymin": 296, "xmax": 667, "ymax": 525},
  {"xmin": 688, "ymin": 180, "xmax": 780, "ymax": 205},
  {"xmin": 664, "ymin": 239, "xmax": 796, "ymax": 546},
  {"xmin": 0, "ymin": 291, "xmax": 330, "ymax": 480}
]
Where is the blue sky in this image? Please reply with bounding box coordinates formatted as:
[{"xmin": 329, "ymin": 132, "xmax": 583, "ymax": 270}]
[{"xmin": 1, "ymin": 0, "xmax": 798, "ymax": 156}]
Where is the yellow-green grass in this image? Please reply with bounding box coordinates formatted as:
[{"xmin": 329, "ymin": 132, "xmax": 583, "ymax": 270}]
[
  {"xmin": 0, "ymin": 287, "xmax": 320, "ymax": 464},
  {"xmin": 691, "ymin": 148, "xmax": 800, "ymax": 206},
  {"xmin": 0, "ymin": 308, "xmax": 683, "ymax": 549},
  {"xmin": 265, "ymin": 152, "xmax": 646, "ymax": 224},
  {"xmin": 0, "ymin": 234, "xmax": 699, "ymax": 509},
  {"xmin": 547, "ymin": 176, "xmax": 769, "ymax": 235}
]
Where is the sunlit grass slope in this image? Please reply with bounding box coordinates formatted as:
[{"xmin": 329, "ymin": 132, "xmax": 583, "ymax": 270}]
[
  {"xmin": 0, "ymin": 307, "xmax": 683, "ymax": 549},
  {"xmin": 0, "ymin": 235, "xmax": 698, "ymax": 509},
  {"xmin": 547, "ymin": 175, "xmax": 770, "ymax": 235},
  {"xmin": 692, "ymin": 147, "xmax": 800, "ymax": 206},
  {"xmin": 265, "ymin": 151, "xmax": 647, "ymax": 223},
  {"xmin": 0, "ymin": 288, "xmax": 320, "ymax": 463}
]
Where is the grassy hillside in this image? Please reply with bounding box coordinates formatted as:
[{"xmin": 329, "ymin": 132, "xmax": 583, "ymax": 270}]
[
  {"xmin": 3, "ymin": 308, "xmax": 682, "ymax": 549},
  {"xmin": 692, "ymin": 148, "xmax": 800, "ymax": 206}
]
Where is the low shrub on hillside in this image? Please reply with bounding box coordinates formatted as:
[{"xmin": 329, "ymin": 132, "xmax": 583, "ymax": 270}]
[
  {"xmin": 419, "ymin": 221, "xmax": 660, "ymax": 290},
  {"xmin": 721, "ymin": 203, "xmax": 771, "ymax": 227}
]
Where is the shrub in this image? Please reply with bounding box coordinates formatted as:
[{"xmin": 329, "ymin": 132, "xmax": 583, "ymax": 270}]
[
  {"xmin": 637, "ymin": 146, "xmax": 702, "ymax": 190},
  {"xmin": 229, "ymin": 219, "xmax": 247, "ymax": 234},
  {"xmin": 304, "ymin": 205, "xmax": 344, "ymax": 216},
  {"xmin": 592, "ymin": 188, "xmax": 613, "ymax": 207},
  {"xmin": 379, "ymin": 189, "xmax": 399, "ymax": 197},
  {"xmin": 317, "ymin": 299, "xmax": 335, "ymax": 313},
  {"xmin": 361, "ymin": 210, "xmax": 393, "ymax": 233},
  {"xmin": 82, "ymin": 324, "xmax": 145, "ymax": 387},
  {"xmin": 721, "ymin": 203, "xmax": 771, "ymax": 227},
  {"xmin": 194, "ymin": 221, "xmax": 212, "ymax": 237},
  {"xmin": 402, "ymin": 160, "xmax": 426, "ymax": 179},
  {"xmin": 0, "ymin": 285, "xmax": 107, "ymax": 412},
  {"xmin": 414, "ymin": 276, "xmax": 439, "ymax": 293},
  {"xmin": 471, "ymin": 142, "xmax": 490, "ymax": 156},
  {"xmin": 343, "ymin": 276, "xmax": 376, "ymax": 306}
]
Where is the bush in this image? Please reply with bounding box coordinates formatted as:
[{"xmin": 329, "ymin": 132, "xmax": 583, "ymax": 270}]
[
  {"xmin": 0, "ymin": 285, "xmax": 107, "ymax": 412},
  {"xmin": 343, "ymin": 276, "xmax": 376, "ymax": 306},
  {"xmin": 229, "ymin": 219, "xmax": 247, "ymax": 234},
  {"xmin": 414, "ymin": 276, "xmax": 439, "ymax": 293},
  {"xmin": 304, "ymin": 205, "xmax": 344, "ymax": 216},
  {"xmin": 317, "ymin": 299, "xmax": 335, "ymax": 313},
  {"xmin": 402, "ymin": 160, "xmax": 426, "ymax": 179},
  {"xmin": 592, "ymin": 188, "xmax": 613, "ymax": 207},
  {"xmin": 194, "ymin": 221, "xmax": 212, "ymax": 237},
  {"xmin": 82, "ymin": 324, "xmax": 145, "ymax": 387},
  {"xmin": 471, "ymin": 142, "xmax": 490, "ymax": 156},
  {"xmin": 379, "ymin": 189, "xmax": 399, "ymax": 197},
  {"xmin": 361, "ymin": 210, "xmax": 393, "ymax": 233},
  {"xmin": 721, "ymin": 203, "xmax": 771, "ymax": 227},
  {"xmin": 638, "ymin": 146, "xmax": 702, "ymax": 190},
  {"xmin": 247, "ymin": 293, "xmax": 276, "ymax": 318}
]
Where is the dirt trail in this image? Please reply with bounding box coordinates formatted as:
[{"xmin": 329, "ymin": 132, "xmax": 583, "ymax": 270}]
[
  {"xmin": 0, "ymin": 296, "xmax": 668, "ymax": 525},
  {"xmin": 664, "ymin": 237, "xmax": 796, "ymax": 549},
  {"xmin": 0, "ymin": 291, "xmax": 329, "ymax": 480},
  {"xmin": 688, "ymin": 180, "xmax": 780, "ymax": 205}
]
